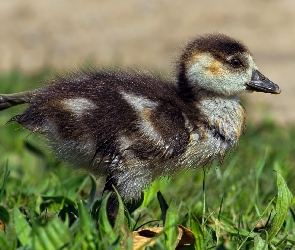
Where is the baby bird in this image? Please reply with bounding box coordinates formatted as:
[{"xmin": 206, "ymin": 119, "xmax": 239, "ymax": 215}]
[{"xmin": 0, "ymin": 34, "xmax": 280, "ymax": 221}]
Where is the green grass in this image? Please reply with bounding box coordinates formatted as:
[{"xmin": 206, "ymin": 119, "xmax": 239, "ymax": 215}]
[{"xmin": 0, "ymin": 70, "xmax": 294, "ymax": 249}]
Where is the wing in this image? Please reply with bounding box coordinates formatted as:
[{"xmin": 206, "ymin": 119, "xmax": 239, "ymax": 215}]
[
  {"xmin": 125, "ymin": 100, "xmax": 191, "ymax": 162},
  {"xmin": 103, "ymin": 99, "xmax": 197, "ymax": 205}
]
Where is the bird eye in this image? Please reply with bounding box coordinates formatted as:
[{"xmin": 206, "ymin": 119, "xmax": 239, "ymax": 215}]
[{"xmin": 230, "ymin": 58, "xmax": 243, "ymax": 68}]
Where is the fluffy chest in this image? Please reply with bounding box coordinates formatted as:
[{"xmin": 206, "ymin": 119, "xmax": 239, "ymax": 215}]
[
  {"xmin": 178, "ymin": 94, "xmax": 246, "ymax": 169},
  {"xmin": 197, "ymin": 94, "xmax": 246, "ymax": 144}
]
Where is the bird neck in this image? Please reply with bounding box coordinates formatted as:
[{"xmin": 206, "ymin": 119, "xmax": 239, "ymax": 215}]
[
  {"xmin": 176, "ymin": 66, "xmax": 197, "ymax": 101},
  {"xmin": 194, "ymin": 90, "xmax": 246, "ymax": 144}
]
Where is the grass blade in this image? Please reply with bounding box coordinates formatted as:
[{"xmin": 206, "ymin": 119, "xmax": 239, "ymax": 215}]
[
  {"xmin": 0, "ymin": 206, "xmax": 9, "ymax": 224},
  {"xmin": 190, "ymin": 215, "xmax": 205, "ymax": 250},
  {"xmin": 0, "ymin": 162, "xmax": 10, "ymax": 203},
  {"xmin": 14, "ymin": 208, "xmax": 31, "ymax": 246},
  {"xmin": 31, "ymin": 217, "xmax": 72, "ymax": 250},
  {"xmin": 113, "ymin": 187, "xmax": 125, "ymax": 233},
  {"xmin": 157, "ymin": 191, "xmax": 169, "ymax": 225},
  {"xmin": 254, "ymin": 234, "xmax": 267, "ymax": 250},
  {"xmin": 163, "ymin": 201, "xmax": 179, "ymax": 249},
  {"xmin": 267, "ymin": 171, "xmax": 293, "ymax": 242},
  {"xmin": 237, "ymin": 197, "xmax": 276, "ymax": 250},
  {"xmin": 97, "ymin": 194, "xmax": 118, "ymax": 247}
]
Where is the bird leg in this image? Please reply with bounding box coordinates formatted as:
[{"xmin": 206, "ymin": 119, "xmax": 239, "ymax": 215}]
[{"xmin": 103, "ymin": 174, "xmax": 144, "ymax": 226}]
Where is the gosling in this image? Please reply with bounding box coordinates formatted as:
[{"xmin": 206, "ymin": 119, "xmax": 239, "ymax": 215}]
[{"xmin": 0, "ymin": 33, "xmax": 281, "ymax": 222}]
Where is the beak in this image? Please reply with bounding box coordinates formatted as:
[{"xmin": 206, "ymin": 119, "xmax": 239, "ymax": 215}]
[{"xmin": 246, "ymin": 70, "xmax": 281, "ymax": 94}]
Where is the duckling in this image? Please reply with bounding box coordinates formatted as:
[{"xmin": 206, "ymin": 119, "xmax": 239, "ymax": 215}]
[{"xmin": 0, "ymin": 33, "xmax": 280, "ymax": 222}]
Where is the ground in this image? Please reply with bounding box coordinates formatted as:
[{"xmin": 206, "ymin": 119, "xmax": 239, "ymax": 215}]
[{"xmin": 0, "ymin": 0, "xmax": 294, "ymax": 124}]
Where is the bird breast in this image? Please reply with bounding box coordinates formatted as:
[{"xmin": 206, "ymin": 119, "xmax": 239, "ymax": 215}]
[{"xmin": 178, "ymin": 91, "xmax": 246, "ymax": 169}]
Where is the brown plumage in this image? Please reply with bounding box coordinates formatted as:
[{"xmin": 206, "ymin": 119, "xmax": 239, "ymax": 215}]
[{"xmin": 0, "ymin": 33, "xmax": 281, "ymax": 222}]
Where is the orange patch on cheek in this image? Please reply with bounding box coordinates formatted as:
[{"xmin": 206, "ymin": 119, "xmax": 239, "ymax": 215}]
[{"xmin": 206, "ymin": 63, "xmax": 220, "ymax": 75}]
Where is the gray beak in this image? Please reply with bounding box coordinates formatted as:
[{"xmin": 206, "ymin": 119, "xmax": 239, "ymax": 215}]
[{"xmin": 246, "ymin": 70, "xmax": 281, "ymax": 94}]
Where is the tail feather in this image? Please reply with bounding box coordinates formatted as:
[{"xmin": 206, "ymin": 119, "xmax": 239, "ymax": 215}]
[{"xmin": 0, "ymin": 90, "xmax": 35, "ymax": 111}]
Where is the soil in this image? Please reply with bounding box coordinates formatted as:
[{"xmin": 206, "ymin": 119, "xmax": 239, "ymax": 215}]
[{"xmin": 0, "ymin": 0, "xmax": 294, "ymax": 124}]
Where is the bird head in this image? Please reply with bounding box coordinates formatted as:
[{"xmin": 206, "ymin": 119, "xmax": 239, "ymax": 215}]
[{"xmin": 177, "ymin": 33, "xmax": 281, "ymax": 97}]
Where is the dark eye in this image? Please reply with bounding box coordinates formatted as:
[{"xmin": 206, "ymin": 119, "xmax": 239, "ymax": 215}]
[{"xmin": 230, "ymin": 58, "xmax": 243, "ymax": 68}]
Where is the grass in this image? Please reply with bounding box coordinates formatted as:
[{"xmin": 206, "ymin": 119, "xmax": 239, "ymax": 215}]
[{"xmin": 0, "ymin": 70, "xmax": 294, "ymax": 249}]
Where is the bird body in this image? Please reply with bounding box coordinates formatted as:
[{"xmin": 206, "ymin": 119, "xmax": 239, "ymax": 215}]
[{"xmin": 0, "ymin": 34, "xmax": 280, "ymax": 216}]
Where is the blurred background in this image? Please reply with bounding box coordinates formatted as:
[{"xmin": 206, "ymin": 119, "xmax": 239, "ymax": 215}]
[{"xmin": 0, "ymin": 0, "xmax": 294, "ymax": 124}]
